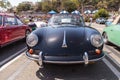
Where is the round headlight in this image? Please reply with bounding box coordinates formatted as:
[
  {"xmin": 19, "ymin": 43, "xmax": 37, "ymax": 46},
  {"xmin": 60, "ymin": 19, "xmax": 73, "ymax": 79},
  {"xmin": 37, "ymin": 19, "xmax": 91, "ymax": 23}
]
[
  {"xmin": 26, "ymin": 33, "xmax": 38, "ymax": 47},
  {"xmin": 90, "ymin": 34, "xmax": 103, "ymax": 47}
]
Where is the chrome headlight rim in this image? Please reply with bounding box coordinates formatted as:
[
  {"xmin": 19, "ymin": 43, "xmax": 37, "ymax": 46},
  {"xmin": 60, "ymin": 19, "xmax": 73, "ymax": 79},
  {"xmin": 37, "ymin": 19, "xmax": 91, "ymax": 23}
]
[
  {"xmin": 26, "ymin": 33, "xmax": 38, "ymax": 47},
  {"xmin": 90, "ymin": 34, "xmax": 104, "ymax": 48}
]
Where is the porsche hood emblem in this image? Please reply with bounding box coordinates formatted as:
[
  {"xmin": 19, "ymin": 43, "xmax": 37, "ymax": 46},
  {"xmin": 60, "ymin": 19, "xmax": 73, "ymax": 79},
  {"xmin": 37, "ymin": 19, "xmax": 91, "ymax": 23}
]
[{"xmin": 62, "ymin": 31, "xmax": 68, "ymax": 48}]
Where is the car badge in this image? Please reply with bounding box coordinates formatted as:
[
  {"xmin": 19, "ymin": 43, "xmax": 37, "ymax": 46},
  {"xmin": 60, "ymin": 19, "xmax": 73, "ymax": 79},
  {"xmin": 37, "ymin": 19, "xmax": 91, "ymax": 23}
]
[{"xmin": 62, "ymin": 31, "xmax": 68, "ymax": 48}]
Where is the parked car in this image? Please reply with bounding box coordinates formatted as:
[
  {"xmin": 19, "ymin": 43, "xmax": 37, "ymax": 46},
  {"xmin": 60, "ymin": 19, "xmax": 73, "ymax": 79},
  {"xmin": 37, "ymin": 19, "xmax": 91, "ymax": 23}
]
[
  {"xmin": 92, "ymin": 10, "xmax": 98, "ymax": 14},
  {"xmin": 102, "ymin": 15, "xmax": 120, "ymax": 47},
  {"xmin": 96, "ymin": 17, "xmax": 106, "ymax": 24},
  {"xmin": 105, "ymin": 15, "xmax": 120, "ymax": 27},
  {"xmin": 26, "ymin": 14, "xmax": 105, "ymax": 67},
  {"xmin": 84, "ymin": 10, "xmax": 91, "ymax": 14},
  {"xmin": 0, "ymin": 13, "xmax": 31, "ymax": 47},
  {"xmin": 105, "ymin": 18, "xmax": 113, "ymax": 26}
]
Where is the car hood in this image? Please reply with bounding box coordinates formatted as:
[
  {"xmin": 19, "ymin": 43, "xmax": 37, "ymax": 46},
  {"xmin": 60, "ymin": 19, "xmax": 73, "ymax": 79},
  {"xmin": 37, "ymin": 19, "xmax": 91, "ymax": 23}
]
[
  {"xmin": 34, "ymin": 26, "xmax": 86, "ymax": 56},
  {"xmin": 46, "ymin": 27, "xmax": 85, "ymax": 48}
]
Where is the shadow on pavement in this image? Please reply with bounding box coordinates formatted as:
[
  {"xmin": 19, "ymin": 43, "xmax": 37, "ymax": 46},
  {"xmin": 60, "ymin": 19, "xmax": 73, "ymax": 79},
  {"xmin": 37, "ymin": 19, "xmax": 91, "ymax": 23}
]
[{"xmin": 35, "ymin": 61, "xmax": 117, "ymax": 80}]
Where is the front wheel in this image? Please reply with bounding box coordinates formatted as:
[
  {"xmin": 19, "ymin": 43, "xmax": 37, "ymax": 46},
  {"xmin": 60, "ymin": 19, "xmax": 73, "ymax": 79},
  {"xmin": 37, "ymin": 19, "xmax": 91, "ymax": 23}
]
[{"xmin": 102, "ymin": 32, "xmax": 109, "ymax": 44}]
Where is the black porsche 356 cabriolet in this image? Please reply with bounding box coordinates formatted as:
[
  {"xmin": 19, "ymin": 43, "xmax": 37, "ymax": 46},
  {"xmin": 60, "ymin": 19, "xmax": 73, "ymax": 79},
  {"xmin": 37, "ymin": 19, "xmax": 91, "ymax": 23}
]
[{"xmin": 26, "ymin": 13, "xmax": 105, "ymax": 66}]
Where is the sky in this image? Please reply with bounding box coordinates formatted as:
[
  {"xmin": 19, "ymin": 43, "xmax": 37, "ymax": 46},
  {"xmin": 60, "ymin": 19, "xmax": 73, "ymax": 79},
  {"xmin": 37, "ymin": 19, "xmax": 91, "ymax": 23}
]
[{"xmin": 8, "ymin": 0, "xmax": 41, "ymax": 6}]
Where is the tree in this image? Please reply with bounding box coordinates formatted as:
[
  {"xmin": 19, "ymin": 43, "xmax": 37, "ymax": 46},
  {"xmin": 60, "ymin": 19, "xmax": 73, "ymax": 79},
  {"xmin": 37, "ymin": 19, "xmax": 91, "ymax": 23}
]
[
  {"xmin": 0, "ymin": 0, "xmax": 11, "ymax": 9},
  {"xmin": 107, "ymin": 0, "xmax": 120, "ymax": 11},
  {"xmin": 63, "ymin": 1, "xmax": 77, "ymax": 12},
  {"xmin": 34, "ymin": 2, "xmax": 42, "ymax": 12},
  {"xmin": 52, "ymin": 1, "xmax": 58, "ymax": 12},
  {"xmin": 17, "ymin": 3, "xmax": 32, "ymax": 12},
  {"xmin": 14, "ymin": 0, "xmax": 120, "ymax": 13},
  {"xmin": 94, "ymin": 8, "xmax": 109, "ymax": 19},
  {"xmin": 42, "ymin": 1, "xmax": 52, "ymax": 12},
  {"xmin": 89, "ymin": 0, "xmax": 99, "ymax": 9},
  {"xmin": 0, "ymin": 1, "xmax": 5, "ymax": 8},
  {"xmin": 6, "ymin": 1, "xmax": 11, "ymax": 9},
  {"xmin": 71, "ymin": 0, "xmax": 80, "ymax": 10},
  {"xmin": 97, "ymin": 0, "xmax": 108, "ymax": 9}
]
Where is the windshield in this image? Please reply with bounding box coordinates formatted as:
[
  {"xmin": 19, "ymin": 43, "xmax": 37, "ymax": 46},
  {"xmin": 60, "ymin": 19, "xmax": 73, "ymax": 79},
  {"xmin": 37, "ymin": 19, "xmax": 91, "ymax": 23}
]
[{"xmin": 48, "ymin": 14, "xmax": 84, "ymax": 27}]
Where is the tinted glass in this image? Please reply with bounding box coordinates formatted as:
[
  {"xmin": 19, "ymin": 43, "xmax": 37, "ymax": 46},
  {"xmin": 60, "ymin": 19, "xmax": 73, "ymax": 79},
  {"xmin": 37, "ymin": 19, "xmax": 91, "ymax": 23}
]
[
  {"xmin": 16, "ymin": 18, "xmax": 23, "ymax": 25},
  {"xmin": 5, "ymin": 17, "xmax": 16, "ymax": 25}
]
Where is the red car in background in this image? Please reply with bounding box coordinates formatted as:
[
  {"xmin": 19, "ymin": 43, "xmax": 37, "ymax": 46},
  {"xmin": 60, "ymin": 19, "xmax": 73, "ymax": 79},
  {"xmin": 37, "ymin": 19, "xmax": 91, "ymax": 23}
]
[{"xmin": 0, "ymin": 13, "xmax": 31, "ymax": 47}]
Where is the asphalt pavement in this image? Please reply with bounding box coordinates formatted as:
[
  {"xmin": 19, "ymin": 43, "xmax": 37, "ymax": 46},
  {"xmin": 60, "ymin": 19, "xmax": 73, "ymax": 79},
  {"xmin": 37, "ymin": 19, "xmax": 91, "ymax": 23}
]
[{"xmin": 0, "ymin": 52, "xmax": 118, "ymax": 80}]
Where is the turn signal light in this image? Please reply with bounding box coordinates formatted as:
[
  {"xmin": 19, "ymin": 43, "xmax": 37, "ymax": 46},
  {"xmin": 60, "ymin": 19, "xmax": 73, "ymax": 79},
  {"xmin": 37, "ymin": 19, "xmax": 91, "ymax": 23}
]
[
  {"xmin": 95, "ymin": 49, "xmax": 101, "ymax": 55},
  {"xmin": 29, "ymin": 49, "xmax": 33, "ymax": 54}
]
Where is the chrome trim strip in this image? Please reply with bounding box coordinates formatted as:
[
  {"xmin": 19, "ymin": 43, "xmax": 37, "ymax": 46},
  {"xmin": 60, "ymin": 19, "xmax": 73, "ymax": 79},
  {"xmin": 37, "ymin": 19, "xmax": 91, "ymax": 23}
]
[
  {"xmin": 26, "ymin": 52, "xmax": 105, "ymax": 64},
  {"xmin": 44, "ymin": 55, "xmax": 105, "ymax": 64},
  {"xmin": 62, "ymin": 31, "xmax": 67, "ymax": 48}
]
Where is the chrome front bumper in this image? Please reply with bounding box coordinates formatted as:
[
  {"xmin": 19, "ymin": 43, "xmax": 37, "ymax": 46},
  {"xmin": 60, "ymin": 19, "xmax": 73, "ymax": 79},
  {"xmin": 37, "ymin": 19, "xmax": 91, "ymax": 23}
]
[{"xmin": 26, "ymin": 51, "xmax": 105, "ymax": 65}]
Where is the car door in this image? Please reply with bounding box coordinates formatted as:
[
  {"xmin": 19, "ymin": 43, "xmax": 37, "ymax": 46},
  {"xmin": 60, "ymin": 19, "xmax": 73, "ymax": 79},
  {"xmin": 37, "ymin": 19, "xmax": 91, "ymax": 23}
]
[
  {"xmin": 4, "ymin": 15, "xmax": 18, "ymax": 42},
  {"xmin": 15, "ymin": 17, "xmax": 25, "ymax": 38},
  {"xmin": 0, "ymin": 15, "xmax": 4, "ymax": 46}
]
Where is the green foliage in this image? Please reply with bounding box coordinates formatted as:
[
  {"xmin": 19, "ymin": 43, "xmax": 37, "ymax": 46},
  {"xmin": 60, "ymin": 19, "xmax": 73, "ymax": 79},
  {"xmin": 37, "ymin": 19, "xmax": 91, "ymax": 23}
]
[
  {"xmin": 71, "ymin": 0, "xmax": 80, "ymax": 7},
  {"xmin": 94, "ymin": 8, "xmax": 109, "ymax": 19},
  {"xmin": 0, "ymin": 1, "xmax": 11, "ymax": 9},
  {"xmin": 51, "ymin": 1, "xmax": 58, "ymax": 12},
  {"xmin": 17, "ymin": 3, "xmax": 32, "ymax": 12},
  {"xmin": 97, "ymin": 1, "xmax": 108, "ymax": 9},
  {"xmin": 84, "ymin": 17, "xmax": 90, "ymax": 22},
  {"xmin": 63, "ymin": 1, "xmax": 77, "ymax": 12},
  {"xmin": 15, "ymin": 0, "xmax": 120, "ymax": 13},
  {"xmin": 34, "ymin": 2, "xmax": 42, "ymax": 12},
  {"xmin": 42, "ymin": 2, "xmax": 52, "ymax": 12}
]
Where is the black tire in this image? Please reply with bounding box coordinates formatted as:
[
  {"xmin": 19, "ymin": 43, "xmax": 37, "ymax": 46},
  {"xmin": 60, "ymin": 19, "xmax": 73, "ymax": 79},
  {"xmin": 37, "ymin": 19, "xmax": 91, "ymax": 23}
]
[
  {"xmin": 102, "ymin": 32, "xmax": 109, "ymax": 44},
  {"xmin": 22, "ymin": 30, "xmax": 30, "ymax": 42},
  {"xmin": 23, "ymin": 30, "xmax": 30, "ymax": 42}
]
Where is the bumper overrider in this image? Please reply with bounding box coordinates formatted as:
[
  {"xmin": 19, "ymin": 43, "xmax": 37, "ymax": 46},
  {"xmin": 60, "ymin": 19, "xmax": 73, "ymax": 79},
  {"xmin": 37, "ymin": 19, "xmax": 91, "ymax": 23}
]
[{"xmin": 26, "ymin": 51, "xmax": 105, "ymax": 66}]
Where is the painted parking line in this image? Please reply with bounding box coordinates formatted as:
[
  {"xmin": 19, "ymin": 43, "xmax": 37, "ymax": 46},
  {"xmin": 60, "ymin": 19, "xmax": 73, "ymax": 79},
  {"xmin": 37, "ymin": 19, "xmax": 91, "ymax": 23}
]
[
  {"xmin": 104, "ymin": 46, "xmax": 120, "ymax": 68},
  {"xmin": 108, "ymin": 52, "xmax": 120, "ymax": 65},
  {"xmin": 0, "ymin": 47, "xmax": 27, "ymax": 72},
  {"xmin": 105, "ymin": 45, "xmax": 120, "ymax": 58},
  {"xmin": 7, "ymin": 60, "xmax": 31, "ymax": 80},
  {"xmin": 102, "ymin": 58, "xmax": 120, "ymax": 79}
]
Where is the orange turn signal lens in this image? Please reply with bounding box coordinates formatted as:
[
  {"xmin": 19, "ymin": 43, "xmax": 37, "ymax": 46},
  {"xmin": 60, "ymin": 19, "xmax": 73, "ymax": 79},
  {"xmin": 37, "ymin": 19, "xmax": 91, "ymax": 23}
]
[
  {"xmin": 29, "ymin": 49, "xmax": 33, "ymax": 54},
  {"xmin": 95, "ymin": 49, "xmax": 101, "ymax": 55}
]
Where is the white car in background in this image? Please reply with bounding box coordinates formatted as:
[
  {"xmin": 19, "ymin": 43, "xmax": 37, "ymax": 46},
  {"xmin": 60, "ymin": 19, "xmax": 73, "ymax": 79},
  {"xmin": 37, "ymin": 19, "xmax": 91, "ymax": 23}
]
[{"xmin": 34, "ymin": 21, "xmax": 47, "ymax": 28}]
